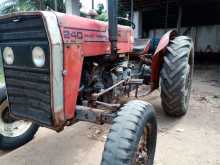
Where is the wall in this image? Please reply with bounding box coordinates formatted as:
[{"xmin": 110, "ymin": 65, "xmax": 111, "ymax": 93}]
[{"xmin": 148, "ymin": 25, "xmax": 220, "ymax": 53}]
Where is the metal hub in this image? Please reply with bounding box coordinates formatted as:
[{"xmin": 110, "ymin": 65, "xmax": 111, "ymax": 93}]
[
  {"xmin": 0, "ymin": 100, "xmax": 32, "ymax": 137},
  {"xmin": 134, "ymin": 128, "xmax": 148, "ymax": 165},
  {"xmin": 2, "ymin": 107, "xmax": 16, "ymax": 123}
]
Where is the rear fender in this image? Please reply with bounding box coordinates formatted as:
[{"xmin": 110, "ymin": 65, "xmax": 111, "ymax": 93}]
[
  {"xmin": 151, "ymin": 30, "xmax": 177, "ymax": 91},
  {"xmin": 143, "ymin": 39, "xmax": 151, "ymax": 54}
]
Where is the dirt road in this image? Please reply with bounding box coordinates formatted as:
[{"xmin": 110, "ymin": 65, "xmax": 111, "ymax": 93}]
[{"xmin": 0, "ymin": 65, "xmax": 220, "ymax": 165}]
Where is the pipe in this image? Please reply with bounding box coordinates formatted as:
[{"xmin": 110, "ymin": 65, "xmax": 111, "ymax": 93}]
[
  {"xmin": 96, "ymin": 101, "xmax": 121, "ymax": 109},
  {"xmin": 54, "ymin": 0, "xmax": 58, "ymax": 11},
  {"xmin": 131, "ymin": 0, "xmax": 134, "ymax": 24},
  {"xmin": 108, "ymin": 0, "xmax": 118, "ymax": 56},
  {"xmin": 165, "ymin": 0, "xmax": 168, "ymax": 31},
  {"xmin": 92, "ymin": 80, "xmax": 125, "ymax": 99},
  {"xmin": 92, "ymin": 0, "xmax": 94, "ymax": 9},
  {"xmin": 177, "ymin": 2, "xmax": 182, "ymax": 34}
]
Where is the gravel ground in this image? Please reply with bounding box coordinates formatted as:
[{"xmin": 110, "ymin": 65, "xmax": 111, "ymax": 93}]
[{"xmin": 0, "ymin": 65, "xmax": 220, "ymax": 165}]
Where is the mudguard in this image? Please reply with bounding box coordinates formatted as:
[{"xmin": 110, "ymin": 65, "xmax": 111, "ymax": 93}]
[{"xmin": 151, "ymin": 30, "xmax": 177, "ymax": 91}]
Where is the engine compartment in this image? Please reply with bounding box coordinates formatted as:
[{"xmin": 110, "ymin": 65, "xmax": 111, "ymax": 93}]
[{"xmin": 78, "ymin": 54, "xmax": 152, "ymax": 107}]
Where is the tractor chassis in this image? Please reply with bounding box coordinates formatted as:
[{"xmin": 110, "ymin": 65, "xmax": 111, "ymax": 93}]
[{"xmin": 74, "ymin": 78, "xmax": 145, "ymax": 126}]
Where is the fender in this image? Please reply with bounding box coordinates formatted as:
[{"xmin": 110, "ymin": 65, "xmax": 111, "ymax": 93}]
[
  {"xmin": 151, "ymin": 30, "xmax": 177, "ymax": 91},
  {"xmin": 143, "ymin": 39, "xmax": 151, "ymax": 55}
]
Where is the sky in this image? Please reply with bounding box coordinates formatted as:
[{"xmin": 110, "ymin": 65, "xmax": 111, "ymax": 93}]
[{"xmin": 80, "ymin": 0, "xmax": 107, "ymax": 12}]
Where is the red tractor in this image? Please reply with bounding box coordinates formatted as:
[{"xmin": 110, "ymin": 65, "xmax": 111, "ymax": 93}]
[{"xmin": 0, "ymin": 1, "xmax": 194, "ymax": 164}]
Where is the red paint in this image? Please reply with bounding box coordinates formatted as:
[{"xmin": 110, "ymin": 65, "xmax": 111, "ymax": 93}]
[
  {"xmin": 143, "ymin": 40, "xmax": 151, "ymax": 54},
  {"xmin": 57, "ymin": 14, "xmax": 133, "ymax": 56},
  {"xmin": 151, "ymin": 30, "xmax": 177, "ymax": 91},
  {"xmin": 63, "ymin": 44, "xmax": 83, "ymax": 119},
  {"xmin": 55, "ymin": 13, "xmax": 133, "ymax": 120}
]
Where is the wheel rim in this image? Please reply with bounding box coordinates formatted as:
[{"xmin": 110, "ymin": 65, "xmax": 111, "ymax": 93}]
[
  {"xmin": 134, "ymin": 128, "xmax": 149, "ymax": 165},
  {"xmin": 0, "ymin": 100, "xmax": 32, "ymax": 137}
]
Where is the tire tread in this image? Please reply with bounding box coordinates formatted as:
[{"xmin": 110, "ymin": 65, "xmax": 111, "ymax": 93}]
[{"xmin": 160, "ymin": 36, "xmax": 194, "ymax": 116}]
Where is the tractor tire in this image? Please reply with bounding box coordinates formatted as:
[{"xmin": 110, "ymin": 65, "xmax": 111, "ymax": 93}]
[
  {"xmin": 160, "ymin": 36, "xmax": 194, "ymax": 117},
  {"xmin": 0, "ymin": 86, "xmax": 39, "ymax": 150},
  {"xmin": 101, "ymin": 100, "xmax": 157, "ymax": 165}
]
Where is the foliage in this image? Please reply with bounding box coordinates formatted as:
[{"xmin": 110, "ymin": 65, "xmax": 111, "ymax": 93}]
[
  {"xmin": 96, "ymin": 11, "xmax": 108, "ymax": 21},
  {"xmin": 96, "ymin": 3, "xmax": 104, "ymax": 15},
  {"xmin": 0, "ymin": 0, "xmax": 37, "ymax": 14},
  {"xmin": 94, "ymin": 2, "xmax": 130, "ymax": 25},
  {"xmin": 80, "ymin": 11, "xmax": 87, "ymax": 17},
  {"xmin": 0, "ymin": 0, "xmax": 65, "ymax": 14},
  {"xmin": 0, "ymin": 1, "xmax": 131, "ymax": 26},
  {"xmin": 95, "ymin": 3, "xmax": 107, "ymax": 21},
  {"xmin": 43, "ymin": 0, "xmax": 65, "ymax": 12}
]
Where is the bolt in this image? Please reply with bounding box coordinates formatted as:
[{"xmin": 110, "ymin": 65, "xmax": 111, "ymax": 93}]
[{"xmin": 63, "ymin": 70, "xmax": 67, "ymax": 76}]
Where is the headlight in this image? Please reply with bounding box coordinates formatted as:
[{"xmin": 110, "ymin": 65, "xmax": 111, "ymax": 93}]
[
  {"xmin": 3, "ymin": 47, "xmax": 14, "ymax": 65},
  {"xmin": 32, "ymin": 47, "xmax": 45, "ymax": 67}
]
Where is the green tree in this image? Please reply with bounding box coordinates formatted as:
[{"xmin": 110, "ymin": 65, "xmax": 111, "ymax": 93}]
[
  {"xmin": 0, "ymin": 0, "xmax": 65, "ymax": 14},
  {"xmin": 96, "ymin": 3, "xmax": 104, "ymax": 15},
  {"xmin": 0, "ymin": 0, "xmax": 37, "ymax": 14},
  {"xmin": 43, "ymin": 0, "xmax": 65, "ymax": 12},
  {"xmin": 95, "ymin": 3, "xmax": 107, "ymax": 21},
  {"xmin": 94, "ymin": 2, "xmax": 130, "ymax": 24}
]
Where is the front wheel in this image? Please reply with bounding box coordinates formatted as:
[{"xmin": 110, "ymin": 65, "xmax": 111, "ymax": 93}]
[
  {"xmin": 101, "ymin": 100, "xmax": 157, "ymax": 165},
  {"xmin": 0, "ymin": 86, "xmax": 39, "ymax": 150}
]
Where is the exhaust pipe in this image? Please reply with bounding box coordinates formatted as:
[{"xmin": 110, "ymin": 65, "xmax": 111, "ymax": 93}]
[{"xmin": 108, "ymin": 0, "xmax": 118, "ymax": 56}]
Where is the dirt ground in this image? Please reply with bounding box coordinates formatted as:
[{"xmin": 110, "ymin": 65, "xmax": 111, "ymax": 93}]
[{"xmin": 0, "ymin": 65, "xmax": 220, "ymax": 165}]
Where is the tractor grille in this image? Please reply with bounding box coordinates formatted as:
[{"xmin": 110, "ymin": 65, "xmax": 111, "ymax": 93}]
[{"xmin": 0, "ymin": 15, "xmax": 52, "ymax": 126}]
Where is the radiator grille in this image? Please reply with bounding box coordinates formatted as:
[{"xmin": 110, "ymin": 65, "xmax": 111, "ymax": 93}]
[{"xmin": 0, "ymin": 15, "xmax": 52, "ymax": 126}]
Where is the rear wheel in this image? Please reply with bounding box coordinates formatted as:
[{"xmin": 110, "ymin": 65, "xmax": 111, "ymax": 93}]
[
  {"xmin": 0, "ymin": 86, "xmax": 39, "ymax": 150},
  {"xmin": 101, "ymin": 100, "xmax": 157, "ymax": 165},
  {"xmin": 160, "ymin": 36, "xmax": 194, "ymax": 116}
]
